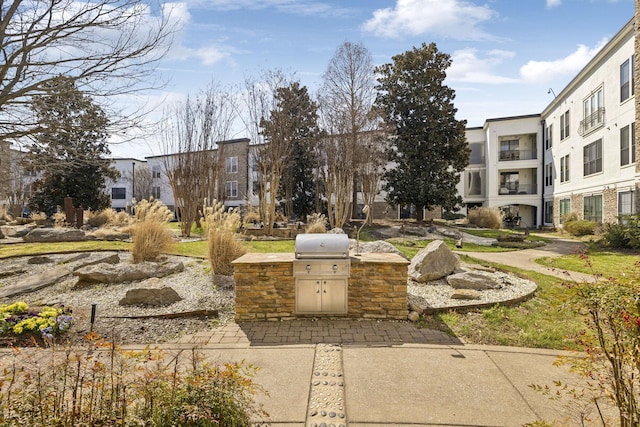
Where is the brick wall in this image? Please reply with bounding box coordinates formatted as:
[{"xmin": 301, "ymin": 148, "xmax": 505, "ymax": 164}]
[{"xmin": 233, "ymin": 253, "xmax": 409, "ymax": 321}]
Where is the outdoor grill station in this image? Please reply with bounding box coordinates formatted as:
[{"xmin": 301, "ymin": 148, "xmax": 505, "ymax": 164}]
[
  {"xmin": 232, "ymin": 215, "xmax": 410, "ymax": 322},
  {"xmin": 293, "ymin": 234, "xmax": 351, "ymax": 315}
]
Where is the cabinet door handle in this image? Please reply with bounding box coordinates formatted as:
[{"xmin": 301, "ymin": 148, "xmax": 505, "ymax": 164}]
[
  {"xmin": 316, "ymin": 281, "xmax": 320, "ymax": 293},
  {"xmin": 323, "ymin": 280, "xmax": 327, "ymax": 293}
]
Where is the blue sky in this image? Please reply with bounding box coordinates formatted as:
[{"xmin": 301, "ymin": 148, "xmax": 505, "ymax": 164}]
[{"xmin": 111, "ymin": 0, "xmax": 635, "ymax": 157}]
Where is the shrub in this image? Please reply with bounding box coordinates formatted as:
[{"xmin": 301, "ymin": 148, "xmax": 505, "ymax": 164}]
[
  {"xmin": 602, "ymin": 215, "xmax": 640, "ymax": 250},
  {"xmin": 242, "ymin": 203, "xmax": 261, "ymax": 227},
  {"xmin": 205, "ymin": 200, "xmax": 246, "ymax": 275},
  {"xmin": 305, "ymin": 213, "xmax": 327, "ymax": 233},
  {"xmin": 0, "ymin": 336, "xmax": 269, "ymax": 426},
  {"xmin": 129, "ymin": 199, "xmax": 175, "ymax": 263},
  {"xmin": 467, "ymin": 207, "xmax": 503, "ymax": 229},
  {"xmin": 85, "ymin": 208, "xmax": 117, "ymax": 228},
  {"xmin": 563, "ymin": 219, "xmax": 597, "ymax": 237},
  {"xmin": 536, "ymin": 263, "xmax": 640, "ymax": 427}
]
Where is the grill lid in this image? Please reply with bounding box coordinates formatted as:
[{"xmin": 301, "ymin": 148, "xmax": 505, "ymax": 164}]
[{"xmin": 295, "ymin": 234, "xmax": 350, "ymax": 259}]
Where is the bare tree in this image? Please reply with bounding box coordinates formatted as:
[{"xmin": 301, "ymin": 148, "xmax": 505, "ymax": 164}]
[
  {"xmin": 358, "ymin": 131, "xmax": 388, "ymax": 224},
  {"xmin": 130, "ymin": 165, "xmax": 153, "ymax": 201},
  {"xmin": 318, "ymin": 41, "xmax": 378, "ymax": 226},
  {"xmin": 159, "ymin": 83, "xmax": 237, "ymax": 236},
  {"xmin": 240, "ymin": 70, "xmax": 292, "ymax": 234},
  {"xmin": 0, "ymin": 0, "xmax": 175, "ymax": 144}
]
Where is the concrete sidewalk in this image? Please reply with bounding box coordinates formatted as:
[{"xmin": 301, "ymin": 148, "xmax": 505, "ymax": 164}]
[
  {"xmin": 458, "ymin": 235, "xmax": 595, "ymax": 283},
  {"xmin": 146, "ymin": 321, "xmax": 611, "ymax": 427}
]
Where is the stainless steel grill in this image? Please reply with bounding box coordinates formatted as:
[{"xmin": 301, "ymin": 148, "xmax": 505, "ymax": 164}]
[{"xmin": 293, "ymin": 234, "xmax": 350, "ymax": 315}]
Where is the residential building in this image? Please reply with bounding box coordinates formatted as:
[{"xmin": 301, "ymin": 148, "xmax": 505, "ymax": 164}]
[
  {"xmin": 457, "ymin": 115, "xmax": 543, "ymax": 228},
  {"xmin": 542, "ymin": 17, "xmax": 637, "ymax": 227}
]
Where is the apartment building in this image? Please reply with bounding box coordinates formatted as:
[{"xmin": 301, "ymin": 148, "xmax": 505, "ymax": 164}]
[
  {"xmin": 457, "ymin": 17, "xmax": 638, "ymax": 229},
  {"xmin": 542, "ymin": 18, "xmax": 637, "ymax": 227},
  {"xmin": 457, "ymin": 115, "xmax": 543, "ymax": 228}
]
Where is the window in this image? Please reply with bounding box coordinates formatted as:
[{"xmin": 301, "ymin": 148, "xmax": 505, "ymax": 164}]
[
  {"xmin": 500, "ymin": 172, "xmax": 519, "ymax": 194},
  {"xmin": 581, "ymin": 86, "xmax": 604, "ymax": 135},
  {"xmin": 545, "ymin": 163, "xmax": 553, "ymax": 186},
  {"xmin": 469, "ymin": 143, "xmax": 484, "ymax": 164},
  {"xmin": 467, "ymin": 171, "xmax": 483, "ymax": 196},
  {"xmin": 151, "ymin": 186, "xmax": 161, "ymax": 199},
  {"xmin": 584, "ymin": 195, "xmax": 603, "ymax": 223},
  {"xmin": 621, "ymin": 55, "xmax": 635, "ymax": 102},
  {"xmin": 499, "ymin": 139, "xmax": 519, "ymax": 160},
  {"xmin": 152, "ymin": 166, "xmax": 161, "ymax": 179},
  {"xmin": 225, "ymin": 157, "xmax": 238, "ymax": 174},
  {"xmin": 225, "ymin": 181, "xmax": 238, "ymax": 198},
  {"xmin": 620, "ymin": 123, "xmax": 636, "ymax": 166},
  {"xmin": 544, "ymin": 201, "xmax": 554, "ymax": 224},
  {"xmin": 560, "ymin": 110, "xmax": 570, "ymax": 140},
  {"xmin": 545, "ymin": 124, "xmax": 553, "ymax": 150},
  {"xmin": 583, "ymin": 139, "xmax": 603, "ymax": 176},
  {"xmin": 560, "ymin": 155, "xmax": 570, "ymax": 183},
  {"xmin": 559, "ymin": 198, "xmax": 571, "ymax": 223},
  {"xmin": 252, "ymin": 181, "xmax": 261, "ymax": 194},
  {"xmin": 111, "ymin": 187, "xmax": 126, "ymax": 200},
  {"xmin": 619, "ymin": 190, "xmax": 636, "ymax": 216}
]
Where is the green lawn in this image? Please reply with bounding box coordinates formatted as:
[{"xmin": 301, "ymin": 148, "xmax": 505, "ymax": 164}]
[{"xmin": 536, "ymin": 245, "xmax": 640, "ymax": 278}]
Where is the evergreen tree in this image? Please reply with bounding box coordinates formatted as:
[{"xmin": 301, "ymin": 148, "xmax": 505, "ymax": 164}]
[
  {"xmin": 261, "ymin": 82, "xmax": 321, "ymax": 222},
  {"xmin": 375, "ymin": 43, "xmax": 469, "ymax": 221},
  {"xmin": 26, "ymin": 76, "xmax": 118, "ymax": 216}
]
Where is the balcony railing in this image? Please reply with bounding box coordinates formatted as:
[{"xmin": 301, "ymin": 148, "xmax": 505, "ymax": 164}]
[
  {"xmin": 499, "ymin": 149, "xmax": 537, "ymax": 161},
  {"xmin": 498, "ymin": 184, "xmax": 538, "ymax": 195},
  {"xmin": 578, "ymin": 107, "xmax": 605, "ymax": 136}
]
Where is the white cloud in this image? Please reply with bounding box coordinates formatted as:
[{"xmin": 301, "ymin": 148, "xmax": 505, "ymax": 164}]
[
  {"xmin": 448, "ymin": 48, "xmax": 519, "ymax": 84},
  {"xmin": 546, "ymin": 0, "xmax": 562, "ymax": 8},
  {"xmin": 362, "ymin": 0, "xmax": 498, "ymax": 40},
  {"xmin": 181, "ymin": 0, "xmax": 351, "ymax": 16},
  {"xmin": 520, "ymin": 38, "xmax": 608, "ymax": 83}
]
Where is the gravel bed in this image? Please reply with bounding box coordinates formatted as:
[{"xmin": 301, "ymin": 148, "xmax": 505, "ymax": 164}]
[
  {"xmin": 0, "ymin": 253, "xmax": 537, "ymax": 345},
  {"xmin": 0, "ymin": 252, "xmax": 234, "ymax": 345},
  {"xmin": 408, "ymin": 269, "xmax": 538, "ymax": 311}
]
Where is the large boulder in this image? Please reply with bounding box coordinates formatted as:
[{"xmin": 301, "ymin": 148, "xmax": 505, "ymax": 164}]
[
  {"xmin": 23, "ymin": 227, "xmax": 86, "ymax": 243},
  {"xmin": 1, "ymin": 224, "xmax": 36, "ymax": 238},
  {"xmin": 446, "ymin": 271, "xmax": 502, "ymax": 290},
  {"xmin": 408, "ymin": 240, "xmax": 460, "ymax": 283},
  {"xmin": 119, "ymin": 283, "xmax": 183, "ymax": 306},
  {"xmin": 350, "ymin": 239, "xmax": 409, "ymax": 259},
  {"xmin": 74, "ymin": 260, "xmax": 184, "ymax": 286},
  {"xmin": 0, "ymin": 266, "xmax": 71, "ymax": 298}
]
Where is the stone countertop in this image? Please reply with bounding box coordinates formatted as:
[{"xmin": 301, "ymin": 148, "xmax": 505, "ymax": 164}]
[{"xmin": 233, "ymin": 252, "xmax": 409, "ymax": 265}]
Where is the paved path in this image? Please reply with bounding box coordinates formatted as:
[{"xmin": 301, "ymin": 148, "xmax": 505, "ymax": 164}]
[
  {"xmin": 127, "ymin": 320, "xmax": 609, "ymax": 427},
  {"xmin": 458, "ymin": 234, "xmax": 595, "ymax": 283}
]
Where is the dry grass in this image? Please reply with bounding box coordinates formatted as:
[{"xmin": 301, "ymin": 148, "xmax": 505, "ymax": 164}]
[
  {"xmin": 205, "ymin": 200, "xmax": 246, "ymax": 275},
  {"xmin": 467, "ymin": 207, "xmax": 503, "ymax": 229},
  {"xmin": 305, "ymin": 213, "xmax": 327, "ymax": 233},
  {"xmin": 242, "ymin": 203, "xmax": 261, "ymax": 226},
  {"xmin": 128, "ymin": 199, "xmax": 175, "ymax": 263},
  {"xmin": 0, "ymin": 206, "xmax": 13, "ymax": 222}
]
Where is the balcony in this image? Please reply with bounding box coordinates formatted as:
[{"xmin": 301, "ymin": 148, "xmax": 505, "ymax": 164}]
[
  {"xmin": 498, "ymin": 183, "xmax": 538, "ymax": 196},
  {"xmin": 578, "ymin": 108, "xmax": 605, "ymax": 137},
  {"xmin": 499, "ymin": 149, "xmax": 537, "ymax": 161}
]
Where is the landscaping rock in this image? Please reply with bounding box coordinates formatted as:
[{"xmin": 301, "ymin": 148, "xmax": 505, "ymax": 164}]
[
  {"xmin": 408, "ymin": 302, "xmax": 424, "ymax": 315},
  {"xmin": 0, "ymin": 224, "xmax": 36, "ymax": 238},
  {"xmin": 407, "ymin": 311, "xmax": 420, "ymax": 322},
  {"xmin": 70, "ymin": 253, "xmax": 120, "ymax": 271},
  {"xmin": 23, "ymin": 227, "xmax": 86, "ymax": 242},
  {"xmin": 0, "ymin": 265, "xmax": 71, "ymax": 298},
  {"xmin": 446, "ymin": 272, "xmax": 502, "ymax": 290},
  {"xmin": 0, "ymin": 228, "xmax": 4, "ymax": 239},
  {"xmin": 27, "ymin": 256, "xmax": 54, "ymax": 265},
  {"xmin": 450, "ymin": 289, "xmax": 482, "ymax": 300},
  {"xmin": 119, "ymin": 285, "xmax": 183, "ymax": 306},
  {"xmin": 350, "ymin": 239, "xmax": 409, "ymax": 259},
  {"xmin": 74, "ymin": 260, "xmax": 185, "ymax": 286},
  {"xmin": 408, "ymin": 240, "xmax": 460, "ymax": 283}
]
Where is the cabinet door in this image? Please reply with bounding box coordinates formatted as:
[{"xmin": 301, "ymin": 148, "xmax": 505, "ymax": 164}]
[
  {"xmin": 321, "ymin": 279, "xmax": 347, "ymax": 314},
  {"xmin": 295, "ymin": 279, "xmax": 322, "ymax": 313}
]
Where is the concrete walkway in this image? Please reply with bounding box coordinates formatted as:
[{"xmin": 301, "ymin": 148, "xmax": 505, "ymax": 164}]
[
  {"xmin": 138, "ymin": 320, "xmax": 609, "ymax": 427},
  {"xmin": 458, "ymin": 234, "xmax": 595, "ymax": 283}
]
